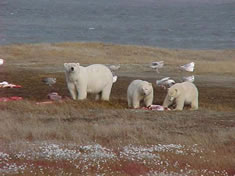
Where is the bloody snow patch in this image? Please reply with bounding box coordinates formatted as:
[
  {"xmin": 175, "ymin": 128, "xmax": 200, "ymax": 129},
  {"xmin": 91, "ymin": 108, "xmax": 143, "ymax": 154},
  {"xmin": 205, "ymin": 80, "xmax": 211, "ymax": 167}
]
[{"xmin": 0, "ymin": 142, "xmax": 230, "ymax": 175}]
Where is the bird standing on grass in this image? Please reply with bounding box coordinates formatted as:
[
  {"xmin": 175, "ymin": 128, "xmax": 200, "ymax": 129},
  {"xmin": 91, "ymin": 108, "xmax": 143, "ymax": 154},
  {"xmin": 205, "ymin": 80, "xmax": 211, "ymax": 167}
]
[
  {"xmin": 42, "ymin": 77, "xmax": 56, "ymax": 87},
  {"xmin": 150, "ymin": 61, "xmax": 164, "ymax": 73},
  {"xmin": 111, "ymin": 71, "xmax": 118, "ymax": 83},
  {"xmin": 112, "ymin": 75, "xmax": 118, "ymax": 83}
]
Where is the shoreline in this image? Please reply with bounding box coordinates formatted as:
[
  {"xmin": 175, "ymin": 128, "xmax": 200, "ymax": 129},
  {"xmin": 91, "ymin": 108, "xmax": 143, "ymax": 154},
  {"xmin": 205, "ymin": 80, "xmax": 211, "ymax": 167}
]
[{"xmin": 1, "ymin": 41, "xmax": 235, "ymax": 51}]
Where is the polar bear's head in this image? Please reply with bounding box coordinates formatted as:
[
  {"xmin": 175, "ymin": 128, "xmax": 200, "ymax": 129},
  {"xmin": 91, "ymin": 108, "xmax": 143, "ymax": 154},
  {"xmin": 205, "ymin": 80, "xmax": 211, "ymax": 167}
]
[
  {"xmin": 64, "ymin": 63, "xmax": 80, "ymax": 73},
  {"xmin": 167, "ymin": 87, "xmax": 180, "ymax": 102},
  {"xmin": 142, "ymin": 83, "xmax": 153, "ymax": 96}
]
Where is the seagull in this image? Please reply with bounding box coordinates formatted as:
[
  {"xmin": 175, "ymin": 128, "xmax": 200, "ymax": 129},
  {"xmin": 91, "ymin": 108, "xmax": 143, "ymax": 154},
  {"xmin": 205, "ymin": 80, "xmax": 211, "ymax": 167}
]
[
  {"xmin": 109, "ymin": 64, "xmax": 120, "ymax": 71},
  {"xmin": 0, "ymin": 59, "xmax": 4, "ymax": 65},
  {"xmin": 113, "ymin": 75, "xmax": 118, "ymax": 83},
  {"xmin": 150, "ymin": 61, "xmax": 164, "ymax": 73},
  {"xmin": 156, "ymin": 77, "xmax": 175, "ymax": 89},
  {"xmin": 180, "ymin": 62, "xmax": 195, "ymax": 72},
  {"xmin": 111, "ymin": 71, "xmax": 118, "ymax": 83},
  {"xmin": 42, "ymin": 77, "xmax": 56, "ymax": 87},
  {"xmin": 182, "ymin": 75, "xmax": 195, "ymax": 83}
]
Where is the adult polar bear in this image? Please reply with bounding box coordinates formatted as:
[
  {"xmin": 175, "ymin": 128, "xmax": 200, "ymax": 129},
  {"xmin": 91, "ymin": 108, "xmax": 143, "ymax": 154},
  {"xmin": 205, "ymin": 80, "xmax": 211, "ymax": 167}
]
[
  {"xmin": 64, "ymin": 63, "xmax": 113, "ymax": 101},
  {"xmin": 127, "ymin": 80, "xmax": 153, "ymax": 108},
  {"xmin": 163, "ymin": 82, "xmax": 198, "ymax": 111}
]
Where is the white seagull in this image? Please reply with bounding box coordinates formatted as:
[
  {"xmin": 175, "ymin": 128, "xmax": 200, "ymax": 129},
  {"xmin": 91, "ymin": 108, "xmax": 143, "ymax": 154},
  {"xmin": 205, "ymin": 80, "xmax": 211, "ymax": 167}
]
[
  {"xmin": 182, "ymin": 75, "xmax": 195, "ymax": 83},
  {"xmin": 180, "ymin": 62, "xmax": 195, "ymax": 72},
  {"xmin": 150, "ymin": 61, "xmax": 164, "ymax": 73},
  {"xmin": 109, "ymin": 64, "xmax": 120, "ymax": 71},
  {"xmin": 0, "ymin": 59, "xmax": 4, "ymax": 65},
  {"xmin": 156, "ymin": 77, "xmax": 175, "ymax": 89},
  {"xmin": 112, "ymin": 75, "xmax": 118, "ymax": 83}
]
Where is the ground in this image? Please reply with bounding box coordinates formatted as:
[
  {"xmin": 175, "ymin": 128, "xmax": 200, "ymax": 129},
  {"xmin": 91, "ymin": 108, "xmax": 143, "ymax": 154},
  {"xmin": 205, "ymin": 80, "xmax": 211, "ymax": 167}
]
[{"xmin": 0, "ymin": 42, "xmax": 235, "ymax": 175}]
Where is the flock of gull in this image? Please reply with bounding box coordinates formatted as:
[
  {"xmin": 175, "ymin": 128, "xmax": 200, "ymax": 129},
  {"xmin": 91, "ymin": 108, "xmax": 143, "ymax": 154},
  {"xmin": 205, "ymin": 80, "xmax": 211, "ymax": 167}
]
[
  {"xmin": 109, "ymin": 61, "xmax": 195, "ymax": 89},
  {"xmin": 153, "ymin": 61, "xmax": 195, "ymax": 89},
  {"xmin": 152, "ymin": 61, "xmax": 195, "ymax": 89}
]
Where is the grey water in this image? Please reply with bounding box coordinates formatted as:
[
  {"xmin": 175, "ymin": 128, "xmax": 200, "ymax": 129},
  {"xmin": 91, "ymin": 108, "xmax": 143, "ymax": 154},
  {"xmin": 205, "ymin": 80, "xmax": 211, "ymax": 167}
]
[{"xmin": 0, "ymin": 0, "xmax": 234, "ymax": 49}]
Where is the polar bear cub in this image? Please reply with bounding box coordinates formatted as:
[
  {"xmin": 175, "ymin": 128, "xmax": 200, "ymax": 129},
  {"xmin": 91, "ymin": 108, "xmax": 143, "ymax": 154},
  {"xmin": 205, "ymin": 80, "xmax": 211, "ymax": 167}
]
[
  {"xmin": 163, "ymin": 82, "xmax": 198, "ymax": 111},
  {"xmin": 127, "ymin": 80, "xmax": 154, "ymax": 108},
  {"xmin": 64, "ymin": 63, "xmax": 113, "ymax": 101}
]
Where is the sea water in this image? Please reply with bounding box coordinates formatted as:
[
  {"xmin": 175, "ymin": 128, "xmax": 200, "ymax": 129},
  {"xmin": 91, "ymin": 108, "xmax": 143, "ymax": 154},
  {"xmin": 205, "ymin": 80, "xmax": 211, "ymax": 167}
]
[{"xmin": 0, "ymin": 0, "xmax": 234, "ymax": 49}]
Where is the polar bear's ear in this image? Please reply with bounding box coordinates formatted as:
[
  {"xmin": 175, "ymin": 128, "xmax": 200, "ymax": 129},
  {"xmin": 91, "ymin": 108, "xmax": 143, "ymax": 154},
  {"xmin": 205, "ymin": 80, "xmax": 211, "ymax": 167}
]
[
  {"xmin": 64, "ymin": 63, "xmax": 68, "ymax": 68},
  {"xmin": 76, "ymin": 63, "xmax": 80, "ymax": 66}
]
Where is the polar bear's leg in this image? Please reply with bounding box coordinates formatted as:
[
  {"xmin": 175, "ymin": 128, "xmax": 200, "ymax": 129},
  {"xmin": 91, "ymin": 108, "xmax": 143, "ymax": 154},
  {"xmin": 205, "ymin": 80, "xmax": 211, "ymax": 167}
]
[
  {"xmin": 77, "ymin": 84, "xmax": 87, "ymax": 100},
  {"xmin": 144, "ymin": 93, "xmax": 153, "ymax": 107},
  {"xmin": 132, "ymin": 95, "xmax": 140, "ymax": 109},
  {"xmin": 67, "ymin": 83, "xmax": 77, "ymax": 100},
  {"xmin": 191, "ymin": 98, "xmax": 198, "ymax": 110},
  {"xmin": 163, "ymin": 95, "xmax": 172, "ymax": 107},
  {"xmin": 101, "ymin": 83, "xmax": 112, "ymax": 101},
  {"xmin": 132, "ymin": 99, "xmax": 140, "ymax": 109},
  {"xmin": 127, "ymin": 95, "xmax": 132, "ymax": 108},
  {"xmin": 175, "ymin": 97, "xmax": 184, "ymax": 111}
]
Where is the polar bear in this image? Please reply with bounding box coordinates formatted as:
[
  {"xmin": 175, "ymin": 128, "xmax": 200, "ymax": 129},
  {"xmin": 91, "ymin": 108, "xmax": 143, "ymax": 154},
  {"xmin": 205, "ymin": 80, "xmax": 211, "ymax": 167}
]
[
  {"xmin": 64, "ymin": 63, "xmax": 113, "ymax": 101},
  {"xmin": 163, "ymin": 82, "xmax": 198, "ymax": 111},
  {"xmin": 127, "ymin": 80, "xmax": 154, "ymax": 108}
]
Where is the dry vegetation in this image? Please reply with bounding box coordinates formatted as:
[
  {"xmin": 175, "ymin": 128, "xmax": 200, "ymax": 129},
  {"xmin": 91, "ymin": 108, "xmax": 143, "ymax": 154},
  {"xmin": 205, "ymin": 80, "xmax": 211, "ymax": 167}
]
[{"xmin": 0, "ymin": 42, "xmax": 235, "ymax": 175}]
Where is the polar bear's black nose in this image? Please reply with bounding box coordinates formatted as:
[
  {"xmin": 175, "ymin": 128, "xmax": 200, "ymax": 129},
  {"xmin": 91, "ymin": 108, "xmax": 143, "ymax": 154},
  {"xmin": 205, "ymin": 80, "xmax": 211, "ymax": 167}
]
[{"xmin": 71, "ymin": 67, "xmax": 74, "ymax": 71}]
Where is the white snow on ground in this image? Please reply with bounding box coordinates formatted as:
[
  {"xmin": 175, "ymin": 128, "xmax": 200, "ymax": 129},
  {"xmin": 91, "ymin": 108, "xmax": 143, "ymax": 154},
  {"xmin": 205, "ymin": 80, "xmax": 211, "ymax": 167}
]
[
  {"xmin": 0, "ymin": 152, "xmax": 28, "ymax": 175},
  {"xmin": 80, "ymin": 144, "xmax": 116, "ymax": 160},
  {"xmin": 0, "ymin": 142, "xmax": 229, "ymax": 175},
  {"xmin": 121, "ymin": 145, "xmax": 161, "ymax": 160}
]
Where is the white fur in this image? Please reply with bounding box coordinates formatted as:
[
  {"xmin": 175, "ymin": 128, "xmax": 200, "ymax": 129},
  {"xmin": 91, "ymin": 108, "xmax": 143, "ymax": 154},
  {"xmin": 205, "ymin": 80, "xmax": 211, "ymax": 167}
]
[
  {"xmin": 127, "ymin": 80, "xmax": 153, "ymax": 108},
  {"xmin": 64, "ymin": 63, "xmax": 113, "ymax": 101},
  {"xmin": 163, "ymin": 82, "xmax": 198, "ymax": 111}
]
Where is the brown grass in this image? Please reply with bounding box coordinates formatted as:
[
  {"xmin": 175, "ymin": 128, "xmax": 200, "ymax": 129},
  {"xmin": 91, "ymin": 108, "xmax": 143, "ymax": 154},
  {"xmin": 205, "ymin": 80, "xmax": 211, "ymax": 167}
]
[
  {"xmin": 1, "ymin": 42, "xmax": 235, "ymax": 75},
  {"xmin": 0, "ymin": 42, "xmax": 234, "ymax": 175}
]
